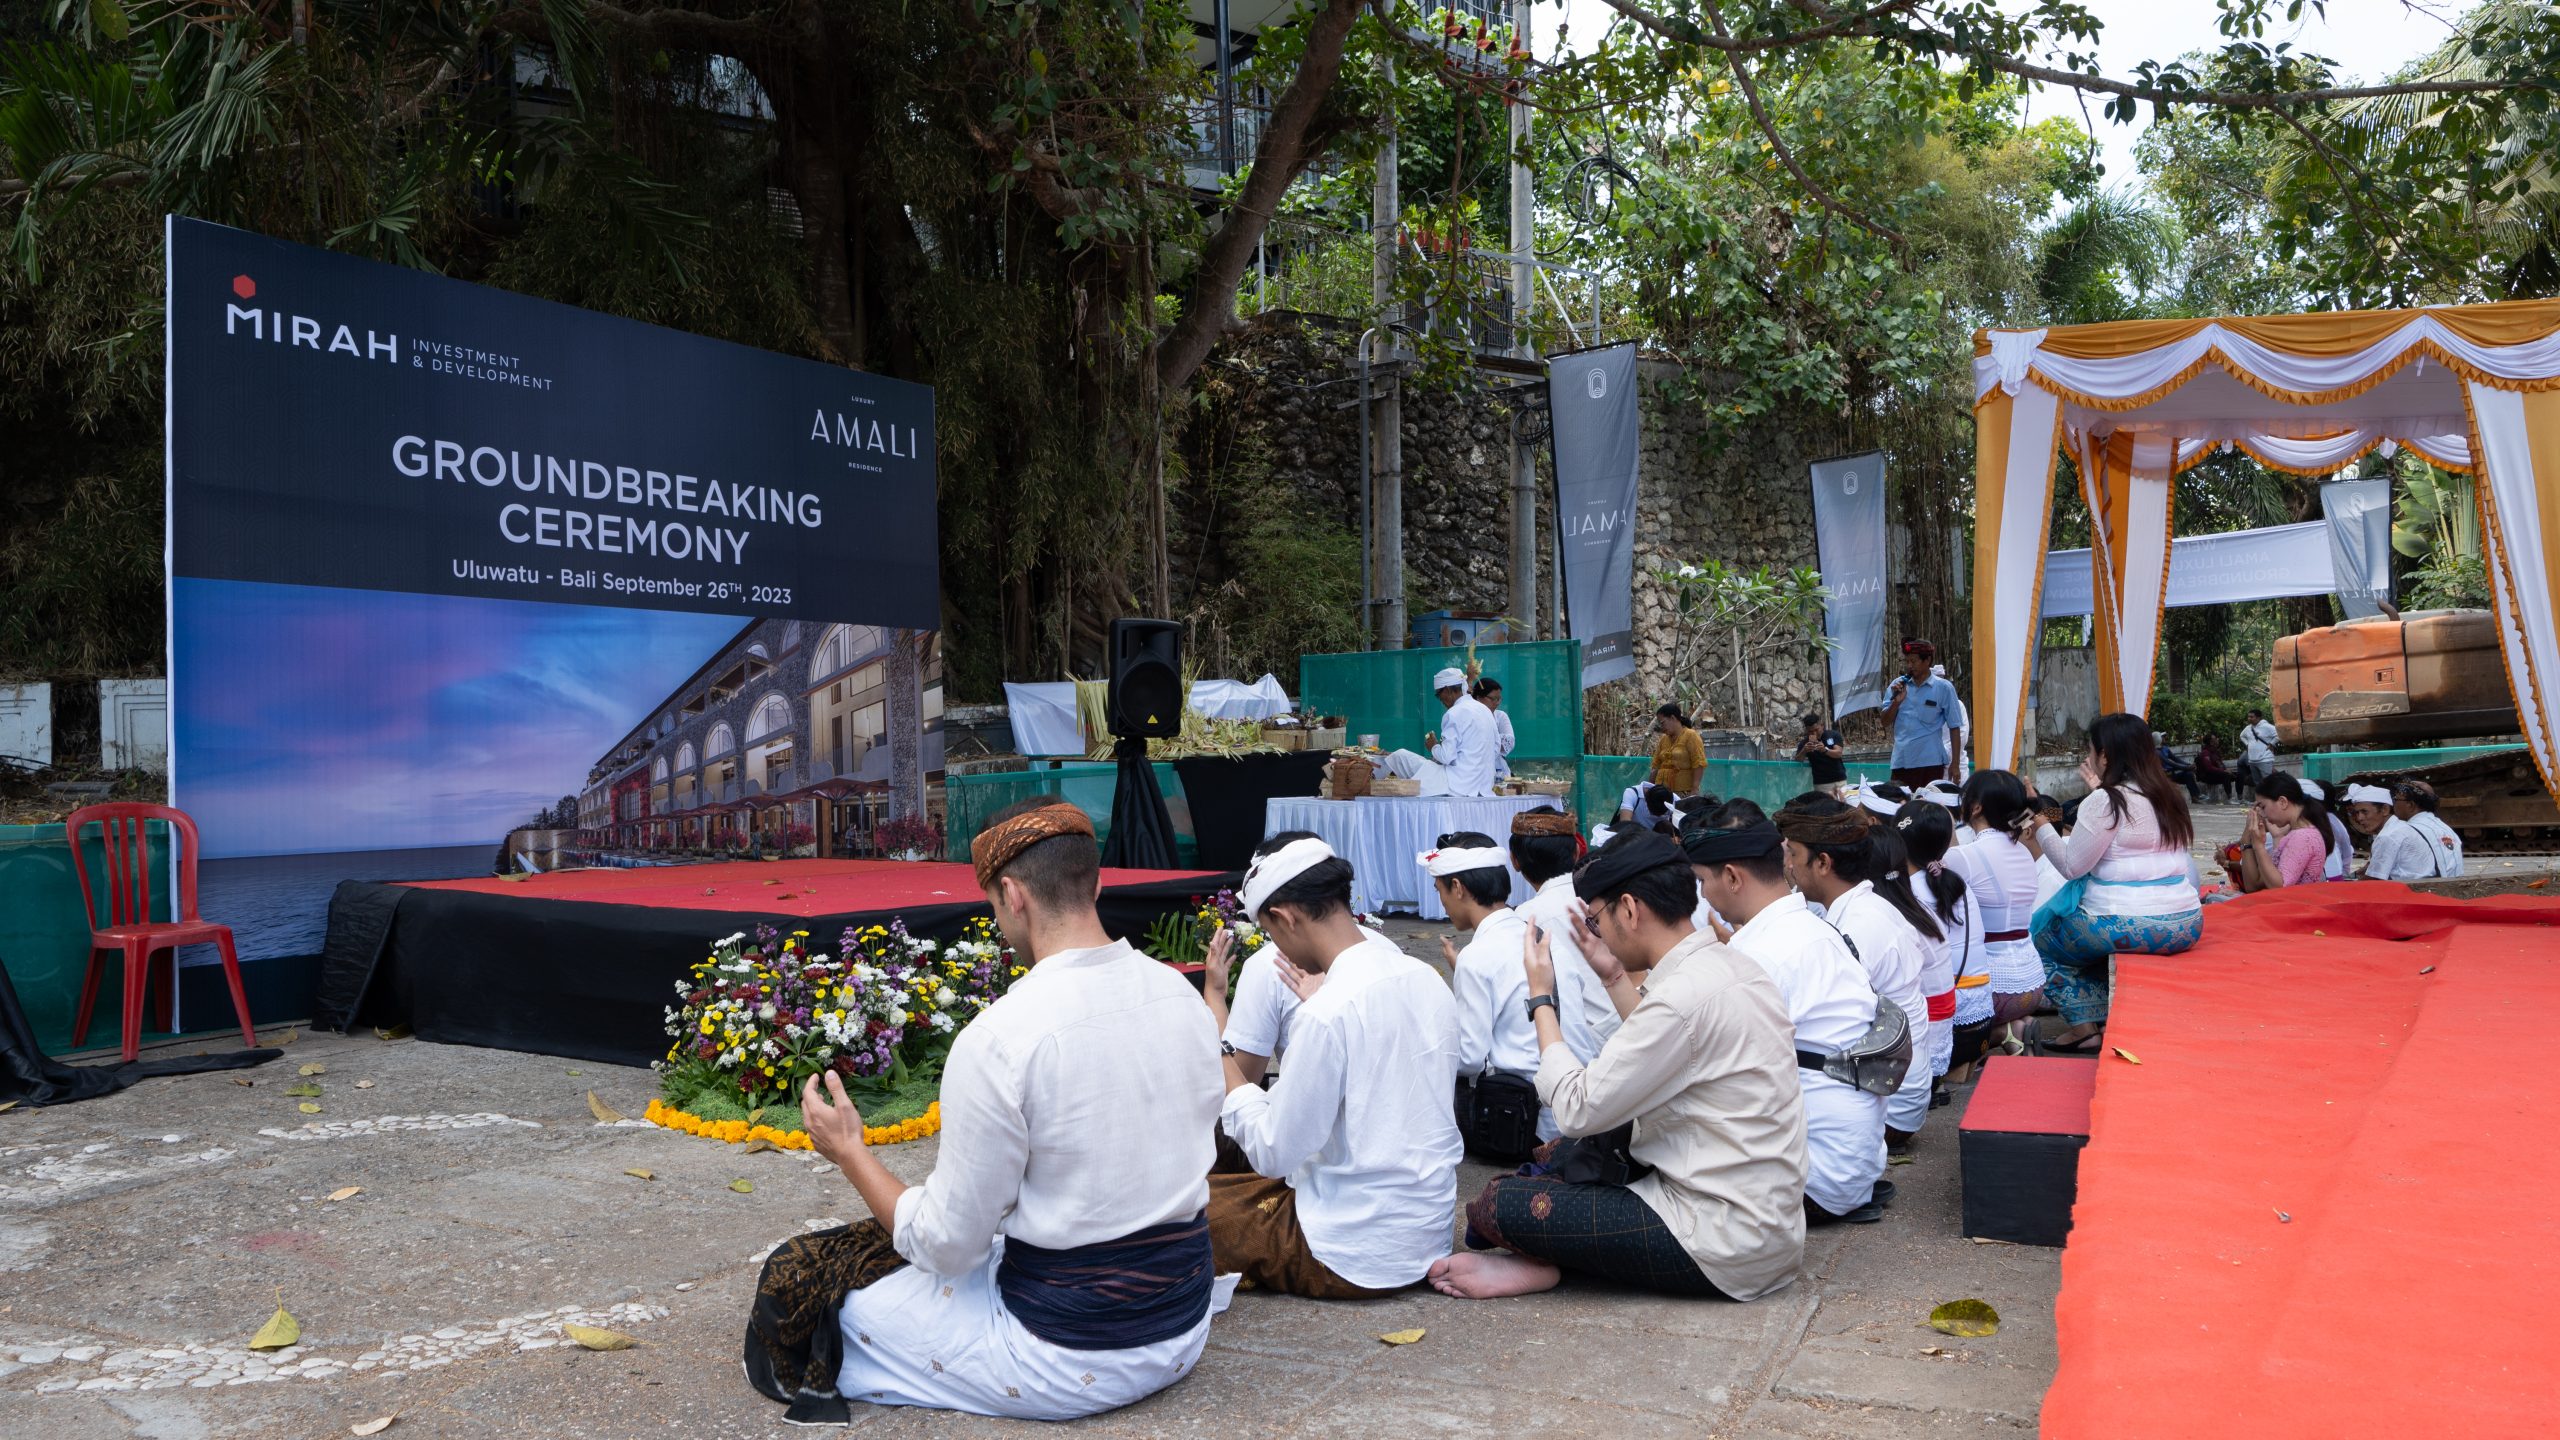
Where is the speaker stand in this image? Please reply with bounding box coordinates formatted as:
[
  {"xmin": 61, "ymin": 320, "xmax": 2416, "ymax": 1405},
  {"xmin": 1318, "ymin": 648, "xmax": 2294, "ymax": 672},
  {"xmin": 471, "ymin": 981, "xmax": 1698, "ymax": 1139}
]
[{"xmin": 1100, "ymin": 736, "xmax": 1179, "ymax": 871}]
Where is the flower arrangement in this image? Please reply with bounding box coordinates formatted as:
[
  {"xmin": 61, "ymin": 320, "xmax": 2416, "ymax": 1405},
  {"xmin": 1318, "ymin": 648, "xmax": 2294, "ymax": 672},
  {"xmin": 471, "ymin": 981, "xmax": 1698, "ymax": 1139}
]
[
  {"xmin": 644, "ymin": 1096, "xmax": 941, "ymax": 1150},
  {"xmin": 652, "ymin": 919, "xmax": 1018, "ymax": 1147},
  {"xmin": 875, "ymin": 812, "xmax": 943, "ymax": 859}
]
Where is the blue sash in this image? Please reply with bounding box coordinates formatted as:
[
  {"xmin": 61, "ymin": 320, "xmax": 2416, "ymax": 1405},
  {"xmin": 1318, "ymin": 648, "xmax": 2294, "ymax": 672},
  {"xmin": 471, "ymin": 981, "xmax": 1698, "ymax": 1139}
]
[{"xmin": 996, "ymin": 1211, "xmax": 1213, "ymax": 1352}]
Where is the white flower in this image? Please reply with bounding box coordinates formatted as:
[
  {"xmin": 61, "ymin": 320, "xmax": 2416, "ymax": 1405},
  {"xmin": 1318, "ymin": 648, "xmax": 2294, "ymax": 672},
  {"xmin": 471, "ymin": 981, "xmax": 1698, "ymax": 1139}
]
[
  {"xmin": 892, "ymin": 1009, "xmax": 909, "ymax": 1026},
  {"xmin": 929, "ymin": 1012, "xmax": 956, "ymax": 1034},
  {"xmin": 936, "ymin": 986, "xmax": 957, "ymax": 1008},
  {"xmin": 759, "ymin": 1004, "xmax": 777, "ymax": 1022}
]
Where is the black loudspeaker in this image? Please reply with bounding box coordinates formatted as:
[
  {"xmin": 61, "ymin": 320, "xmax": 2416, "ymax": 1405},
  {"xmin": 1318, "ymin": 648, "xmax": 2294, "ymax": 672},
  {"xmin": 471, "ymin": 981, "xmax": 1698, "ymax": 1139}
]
[{"xmin": 1108, "ymin": 619, "xmax": 1184, "ymax": 739}]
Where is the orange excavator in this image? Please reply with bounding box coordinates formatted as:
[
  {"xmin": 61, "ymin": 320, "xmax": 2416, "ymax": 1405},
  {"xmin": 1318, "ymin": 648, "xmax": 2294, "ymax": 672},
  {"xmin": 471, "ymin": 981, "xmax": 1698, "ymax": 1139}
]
[{"xmin": 2269, "ymin": 610, "xmax": 2557, "ymax": 850}]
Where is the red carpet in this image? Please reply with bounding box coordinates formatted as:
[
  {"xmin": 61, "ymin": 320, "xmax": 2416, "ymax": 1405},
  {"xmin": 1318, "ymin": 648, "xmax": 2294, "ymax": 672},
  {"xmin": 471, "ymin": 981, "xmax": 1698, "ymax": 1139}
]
[
  {"xmin": 2044, "ymin": 885, "xmax": 2560, "ymax": 1437},
  {"xmin": 400, "ymin": 859, "xmax": 1221, "ymax": 918}
]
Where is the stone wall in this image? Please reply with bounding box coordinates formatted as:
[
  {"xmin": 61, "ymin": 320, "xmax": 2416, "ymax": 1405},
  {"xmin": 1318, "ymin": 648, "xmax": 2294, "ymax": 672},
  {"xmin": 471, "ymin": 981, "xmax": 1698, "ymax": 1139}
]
[{"xmin": 1175, "ymin": 318, "xmax": 1873, "ymax": 743}]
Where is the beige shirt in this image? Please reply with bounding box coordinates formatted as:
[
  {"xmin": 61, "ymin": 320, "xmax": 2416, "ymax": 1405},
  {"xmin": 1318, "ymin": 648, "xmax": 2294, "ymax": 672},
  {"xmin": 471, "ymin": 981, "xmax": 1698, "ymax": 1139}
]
[{"xmin": 1533, "ymin": 929, "xmax": 1808, "ymax": 1300}]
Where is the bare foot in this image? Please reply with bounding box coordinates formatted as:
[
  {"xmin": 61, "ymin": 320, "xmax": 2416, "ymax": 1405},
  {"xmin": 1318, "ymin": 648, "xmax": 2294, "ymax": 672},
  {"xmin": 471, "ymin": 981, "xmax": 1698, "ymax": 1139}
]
[{"xmin": 1426, "ymin": 1250, "xmax": 1563, "ymax": 1299}]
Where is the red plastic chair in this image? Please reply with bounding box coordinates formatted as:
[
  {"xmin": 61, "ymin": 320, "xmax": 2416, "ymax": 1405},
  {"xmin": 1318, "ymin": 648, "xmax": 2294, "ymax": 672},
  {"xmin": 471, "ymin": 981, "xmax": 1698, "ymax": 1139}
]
[{"xmin": 65, "ymin": 803, "xmax": 258, "ymax": 1062}]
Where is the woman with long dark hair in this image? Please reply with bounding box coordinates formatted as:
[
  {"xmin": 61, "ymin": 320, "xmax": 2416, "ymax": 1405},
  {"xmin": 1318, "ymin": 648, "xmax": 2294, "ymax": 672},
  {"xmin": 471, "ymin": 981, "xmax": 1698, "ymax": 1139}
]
[
  {"xmin": 1776, "ymin": 793, "xmax": 1941, "ymax": 1152},
  {"xmin": 2025, "ymin": 713, "xmax": 2201, "ymax": 1054},
  {"xmin": 1944, "ymin": 770, "xmax": 2044, "ymax": 1065},
  {"xmin": 2232, "ymin": 773, "xmax": 2332, "ymax": 892},
  {"xmin": 1891, "ymin": 799, "xmax": 1978, "ymax": 1131}
]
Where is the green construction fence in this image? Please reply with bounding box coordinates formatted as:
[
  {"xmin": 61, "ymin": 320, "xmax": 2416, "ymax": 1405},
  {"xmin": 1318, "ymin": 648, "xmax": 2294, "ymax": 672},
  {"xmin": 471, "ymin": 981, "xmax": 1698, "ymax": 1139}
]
[
  {"xmin": 1575, "ymin": 756, "xmax": 1893, "ymax": 829},
  {"xmin": 943, "ymin": 762, "xmax": 1200, "ymax": 868},
  {"xmin": 1299, "ymin": 640, "xmax": 1584, "ymax": 762},
  {"xmin": 2301, "ymin": 744, "xmax": 2524, "ymax": 786}
]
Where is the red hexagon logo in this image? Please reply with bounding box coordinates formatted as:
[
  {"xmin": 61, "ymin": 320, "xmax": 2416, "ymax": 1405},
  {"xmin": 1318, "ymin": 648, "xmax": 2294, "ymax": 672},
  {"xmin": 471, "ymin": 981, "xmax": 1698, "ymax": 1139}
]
[{"xmin": 232, "ymin": 274, "xmax": 256, "ymax": 300}]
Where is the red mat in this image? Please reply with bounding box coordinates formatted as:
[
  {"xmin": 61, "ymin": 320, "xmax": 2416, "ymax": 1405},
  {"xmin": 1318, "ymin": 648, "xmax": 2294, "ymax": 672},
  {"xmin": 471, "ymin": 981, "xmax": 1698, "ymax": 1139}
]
[
  {"xmin": 2044, "ymin": 885, "xmax": 2560, "ymax": 1437},
  {"xmin": 398, "ymin": 860, "xmax": 1221, "ymax": 918}
]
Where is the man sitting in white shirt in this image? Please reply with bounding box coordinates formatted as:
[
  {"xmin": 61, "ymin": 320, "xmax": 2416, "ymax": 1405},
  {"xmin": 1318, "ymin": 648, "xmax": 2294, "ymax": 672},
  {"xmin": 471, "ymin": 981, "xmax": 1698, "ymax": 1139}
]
[
  {"xmin": 1426, "ymin": 830, "xmax": 1575, "ymax": 1158},
  {"xmin": 1774, "ymin": 794, "xmax": 1936, "ymax": 1157},
  {"xmin": 2394, "ymin": 779, "xmax": 2465, "ymax": 878},
  {"xmin": 1376, "ymin": 668, "xmax": 1499, "ymax": 797},
  {"xmin": 2343, "ymin": 783, "xmax": 2435, "ymax": 881},
  {"xmin": 1683, "ymin": 799, "xmax": 1892, "ymax": 1226},
  {"xmin": 1199, "ymin": 832, "xmax": 1462, "ymax": 1298},
  {"xmin": 781, "ymin": 800, "xmax": 1221, "ymax": 1422},
  {"xmin": 1512, "ymin": 808, "xmax": 1618, "ymax": 1058}
]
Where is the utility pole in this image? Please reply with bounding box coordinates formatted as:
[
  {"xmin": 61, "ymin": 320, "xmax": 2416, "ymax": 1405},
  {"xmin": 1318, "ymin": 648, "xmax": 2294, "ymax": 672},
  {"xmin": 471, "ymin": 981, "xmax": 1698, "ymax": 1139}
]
[
  {"xmin": 1506, "ymin": 0, "xmax": 1539, "ymax": 640},
  {"xmin": 1370, "ymin": 49, "xmax": 1406, "ymax": 651}
]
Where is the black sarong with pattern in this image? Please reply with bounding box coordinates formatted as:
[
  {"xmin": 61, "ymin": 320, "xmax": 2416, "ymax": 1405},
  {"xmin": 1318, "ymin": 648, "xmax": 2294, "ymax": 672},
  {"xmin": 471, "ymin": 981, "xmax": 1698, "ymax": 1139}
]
[
  {"xmin": 1465, "ymin": 1174, "xmax": 1730, "ymax": 1299},
  {"xmin": 744, "ymin": 1219, "xmax": 908, "ymax": 1425}
]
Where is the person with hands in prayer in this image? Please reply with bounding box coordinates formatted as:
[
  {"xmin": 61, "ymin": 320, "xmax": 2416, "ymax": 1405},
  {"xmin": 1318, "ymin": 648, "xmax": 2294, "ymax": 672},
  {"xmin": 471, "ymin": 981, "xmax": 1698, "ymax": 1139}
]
[
  {"xmin": 761, "ymin": 799, "xmax": 1222, "ymax": 1423},
  {"xmin": 1431, "ymin": 830, "xmax": 1806, "ymax": 1303},
  {"xmin": 1202, "ymin": 832, "xmax": 1462, "ymax": 1298}
]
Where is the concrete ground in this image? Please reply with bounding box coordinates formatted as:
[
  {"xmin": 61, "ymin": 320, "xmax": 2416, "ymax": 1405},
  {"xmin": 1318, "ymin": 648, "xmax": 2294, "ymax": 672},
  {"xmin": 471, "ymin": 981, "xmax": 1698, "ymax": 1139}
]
[{"xmin": 0, "ymin": 1010, "xmax": 2053, "ymax": 1439}]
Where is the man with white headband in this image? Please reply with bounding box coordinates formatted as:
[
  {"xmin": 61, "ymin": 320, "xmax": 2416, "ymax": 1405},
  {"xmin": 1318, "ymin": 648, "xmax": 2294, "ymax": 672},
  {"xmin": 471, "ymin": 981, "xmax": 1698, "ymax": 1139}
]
[
  {"xmin": 1375, "ymin": 667, "xmax": 1498, "ymax": 798},
  {"xmin": 1425, "ymin": 830, "xmax": 1579, "ymax": 1158},
  {"xmin": 2342, "ymin": 783, "xmax": 2433, "ymax": 882},
  {"xmin": 1203, "ymin": 832, "xmax": 1461, "ymax": 1298}
]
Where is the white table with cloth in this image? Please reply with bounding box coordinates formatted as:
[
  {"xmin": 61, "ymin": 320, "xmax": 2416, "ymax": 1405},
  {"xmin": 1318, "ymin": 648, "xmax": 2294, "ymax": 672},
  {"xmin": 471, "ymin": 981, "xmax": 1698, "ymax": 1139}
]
[{"xmin": 1264, "ymin": 795, "xmax": 1547, "ymax": 920}]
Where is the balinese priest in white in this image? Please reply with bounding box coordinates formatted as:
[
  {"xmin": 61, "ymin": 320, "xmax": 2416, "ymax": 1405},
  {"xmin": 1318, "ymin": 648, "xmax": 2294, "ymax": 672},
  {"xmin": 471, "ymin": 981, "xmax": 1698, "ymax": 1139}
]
[
  {"xmin": 771, "ymin": 800, "xmax": 1225, "ymax": 1422},
  {"xmin": 1376, "ymin": 668, "xmax": 1499, "ymax": 798}
]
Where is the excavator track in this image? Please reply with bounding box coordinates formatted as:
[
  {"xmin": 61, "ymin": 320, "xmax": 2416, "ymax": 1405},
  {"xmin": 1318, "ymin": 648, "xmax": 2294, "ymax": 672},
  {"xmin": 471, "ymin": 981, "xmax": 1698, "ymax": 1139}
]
[{"xmin": 2335, "ymin": 749, "xmax": 2560, "ymax": 855}]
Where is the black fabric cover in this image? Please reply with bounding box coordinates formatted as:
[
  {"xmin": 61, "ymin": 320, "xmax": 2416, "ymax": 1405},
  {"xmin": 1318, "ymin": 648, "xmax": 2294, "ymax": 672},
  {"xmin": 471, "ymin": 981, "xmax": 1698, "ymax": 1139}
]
[
  {"xmin": 310, "ymin": 878, "xmax": 405, "ymax": 1032},
  {"xmin": 0, "ymin": 950, "xmax": 280, "ymax": 1107},
  {"xmin": 1959, "ymin": 1127, "xmax": 2086, "ymax": 1247},
  {"xmin": 314, "ymin": 870, "xmax": 1240, "ymax": 1066},
  {"xmin": 1101, "ymin": 737, "xmax": 1178, "ymax": 871},
  {"xmin": 1172, "ymin": 751, "xmax": 1334, "ymax": 871}
]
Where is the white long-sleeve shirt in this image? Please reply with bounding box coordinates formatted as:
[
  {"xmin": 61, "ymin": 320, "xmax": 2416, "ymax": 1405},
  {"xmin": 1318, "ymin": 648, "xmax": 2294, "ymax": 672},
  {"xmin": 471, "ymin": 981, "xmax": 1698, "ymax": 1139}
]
[
  {"xmin": 1221, "ymin": 925, "xmax": 1393, "ymax": 1060},
  {"xmin": 1452, "ymin": 907, "xmax": 1540, "ymax": 1078},
  {"xmin": 1219, "ymin": 935, "xmax": 1462, "ymax": 1290},
  {"xmin": 1429, "ymin": 694, "xmax": 1500, "ymax": 798},
  {"xmin": 891, "ymin": 939, "xmax": 1221, "ymax": 1278},
  {"xmin": 1491, "ymin": 708, "xmax": 1516, "ymax": 779},
  {"xmin": 1902, "ymin": 873, "xmax": 1980, "ymax": 998},
  {"xmin": 1516, "ymin": 872, "xmax": 1616, "ymax": 1060},
  {"xmin": 1726, "ymin": 892, "xmax": 1888, "ymax": 1217},
  {"xmin": 1819, "ymin": 881, "xmax": 1928, "ymax": 1034}
]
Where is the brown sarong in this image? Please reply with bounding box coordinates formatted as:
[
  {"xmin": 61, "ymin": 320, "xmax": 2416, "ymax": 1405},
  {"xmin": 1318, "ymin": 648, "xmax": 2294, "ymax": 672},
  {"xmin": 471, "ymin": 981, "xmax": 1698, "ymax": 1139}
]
[
  {"xmin": 743, "ymin": 1218, "xmax": 909, "ymax": 1424},
  {"xmin": 1205, "ymin": 1173, "xmax": 1401, "ymax": 1300}
]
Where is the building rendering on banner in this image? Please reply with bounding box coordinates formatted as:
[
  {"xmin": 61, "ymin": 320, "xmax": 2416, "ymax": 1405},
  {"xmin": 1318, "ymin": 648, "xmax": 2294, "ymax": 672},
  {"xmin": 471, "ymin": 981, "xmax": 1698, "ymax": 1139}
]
[{"xmin": 577, "ymin": 620, "xmax": 944, "ymax": 855}]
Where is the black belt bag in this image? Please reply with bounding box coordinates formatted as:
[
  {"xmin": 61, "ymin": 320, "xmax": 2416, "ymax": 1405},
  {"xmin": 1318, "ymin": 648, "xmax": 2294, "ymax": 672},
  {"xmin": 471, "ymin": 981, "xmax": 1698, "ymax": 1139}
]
[{"xmin": 1455, "ymin": 1071, "xmax": 1541, "ymax": 1164}]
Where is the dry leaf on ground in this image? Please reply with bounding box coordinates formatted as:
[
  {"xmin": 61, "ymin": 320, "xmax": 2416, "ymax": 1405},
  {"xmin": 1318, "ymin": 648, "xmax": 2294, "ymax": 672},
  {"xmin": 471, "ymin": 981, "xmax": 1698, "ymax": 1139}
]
[
  {"xmin": 562, "ymin": 1324, "xmax": 635, "ymax": 1351},
  {"xmin": 1376, "ymin": 1329, "xmax": 1426, "ymax": 1345},
  {"xmin": 298, "ymin": 1063, "xmax": 325, "ymax": 1076},
  {"xmin": 231, "ymin": 1078, "xmax": 253, "ymax": 1087},
  {"xmin": 2111, "ymin": 1047, "xmax": 2142, "ymax": 1065},
  {"xmin": 273, "ymin": 1027, "xmax": 299, "ymax": 1046},
  {"xmin": 299, "ymin": 1102, "xmax": 323, "ymax": 1114},
  {"xmin": 742, "ymin": 1139, "xmax": 775, "ymax": 1155},
  {"xmin": 326, "ymin": 1186, "xmax": 362, "ymax": 1203},
  {"xmin": 0, "ymin": 1100, "xmax": 17, "ymax": 1113},
  {"xmin": 249, "ymin": 1300, "xmax": 300, "ymax": 1352},
  {"xmin": 350, "ymin": 1418, "xmax": 396, "ymax": 1437},
  {"xmin": 729, "ymin": 1179, "xmax": 754, "ymax": 1193},
  {"xmin": 374, "ymin": 1024, "xmax": 411, "ymax": 1041},
  {"xmin": 587, "ymin": 1092, "xmax": 625, "ymax": 1124},
  {"xmin": 1927, "ymin": 1299, "xmax": 2000, "ymax": 1338},
  {"xmin": 624, "ymin": 1168, "xmax": 654, "ymax": 1181},
  {"xmin": 284, "ymin": 1083, "xmax": 321, "ymax": 1097},
  {"xmin": 354, "ymin": 1079, "xmax": 375, "ymax": 1089}
]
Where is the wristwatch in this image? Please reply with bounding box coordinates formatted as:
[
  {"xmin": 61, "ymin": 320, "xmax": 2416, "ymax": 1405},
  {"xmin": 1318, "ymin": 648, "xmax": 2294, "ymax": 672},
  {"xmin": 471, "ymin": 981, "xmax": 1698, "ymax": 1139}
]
[
  {"xmin": 1219, "ymin": 1040, "xmax": 1239, "ymax": 1057},
  {"xmin": 1524, "ymin": 993, "xmax": 1558, "ymax": 1021}
]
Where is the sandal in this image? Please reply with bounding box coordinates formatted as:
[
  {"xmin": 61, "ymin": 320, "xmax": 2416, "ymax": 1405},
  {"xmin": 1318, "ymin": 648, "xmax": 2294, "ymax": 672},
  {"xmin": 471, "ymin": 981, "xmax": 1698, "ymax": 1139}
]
[{"xmin": 2040, "ymin": 1030, "xmax": 2107, "ymax": 1056}]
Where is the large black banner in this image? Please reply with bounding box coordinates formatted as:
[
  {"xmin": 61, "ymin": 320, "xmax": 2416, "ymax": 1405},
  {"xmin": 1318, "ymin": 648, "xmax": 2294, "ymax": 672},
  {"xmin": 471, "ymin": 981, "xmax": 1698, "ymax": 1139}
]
[
  {"xmin": 1809, "ymin": 451, "xmax": 1890, "ymax": 714},
  {"xmin": 168, "ymin": 217, "xmax": 936, "ymax": 625},
  {"xmin": 1547, "ymin": 344, "xmax": 1641, "ymax": 689},
  {"xmin": 167, "ymin": 220, "xmax": 945, "ymax": 978}
]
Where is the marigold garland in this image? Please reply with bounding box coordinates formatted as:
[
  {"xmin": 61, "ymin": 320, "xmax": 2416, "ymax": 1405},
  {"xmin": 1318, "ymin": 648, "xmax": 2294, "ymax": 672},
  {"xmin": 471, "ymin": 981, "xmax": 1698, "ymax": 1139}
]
[{"xmin": 643, "ymin": 1097, "xmax": 942, "ymax": 1150}]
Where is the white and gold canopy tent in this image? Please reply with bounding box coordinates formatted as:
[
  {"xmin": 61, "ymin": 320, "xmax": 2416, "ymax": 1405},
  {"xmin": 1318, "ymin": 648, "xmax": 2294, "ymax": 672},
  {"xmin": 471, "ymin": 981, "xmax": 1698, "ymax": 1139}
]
[{"xmin": 1970, "ymin": 300, "xmax": 2560, "ymax": 783}]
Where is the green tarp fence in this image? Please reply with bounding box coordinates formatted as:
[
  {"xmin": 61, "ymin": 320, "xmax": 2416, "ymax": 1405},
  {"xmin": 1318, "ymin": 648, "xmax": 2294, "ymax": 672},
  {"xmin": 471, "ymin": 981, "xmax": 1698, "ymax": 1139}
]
[
  {"xmin": 1299, "ymin": 640, "xmax": 1584, "ymax": 761},
  {"xmin": 1575, "ymin": 756, "xmax": 1893, "ymax": 830},
  {"xmin": 0, "ymin": 822, "xmax": 173, "ymax": 1056},
  {"xmin": 2301, "ymin": 744, "xmax": 2522, "ymax": 786},
  {"xmin": 944, "ymin": 763, "xmax": 1199, "ymax": 868}
]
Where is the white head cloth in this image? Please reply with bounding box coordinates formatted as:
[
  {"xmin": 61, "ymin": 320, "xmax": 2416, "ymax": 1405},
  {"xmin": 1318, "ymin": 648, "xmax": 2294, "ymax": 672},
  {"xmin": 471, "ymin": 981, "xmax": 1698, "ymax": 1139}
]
[
  {"xmin": 1924, "ymin": 782, "xmax": 1963, "ymax": 808},
  {"xmin": 1432, "ymin": 667, "xmax": 1467, "ymax": 691},
  {"xmin": 1857, "ymin": 787, "xmax": 1903, "ymax": 818},
  {"xmin": 2297, "ymin": 778, "xmax": 2326, "ymax": 801},
  {"xmin": 2344, "ymin": 783, "xmax": 2393, "ymax": 806},
  {"xmin": 1417, "ymin": 845, "xmax": 1507, "ymax": 878},
  {"xmin": 1242, "ymin": 837, "xmax": 1338, "ymax": 920}
]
